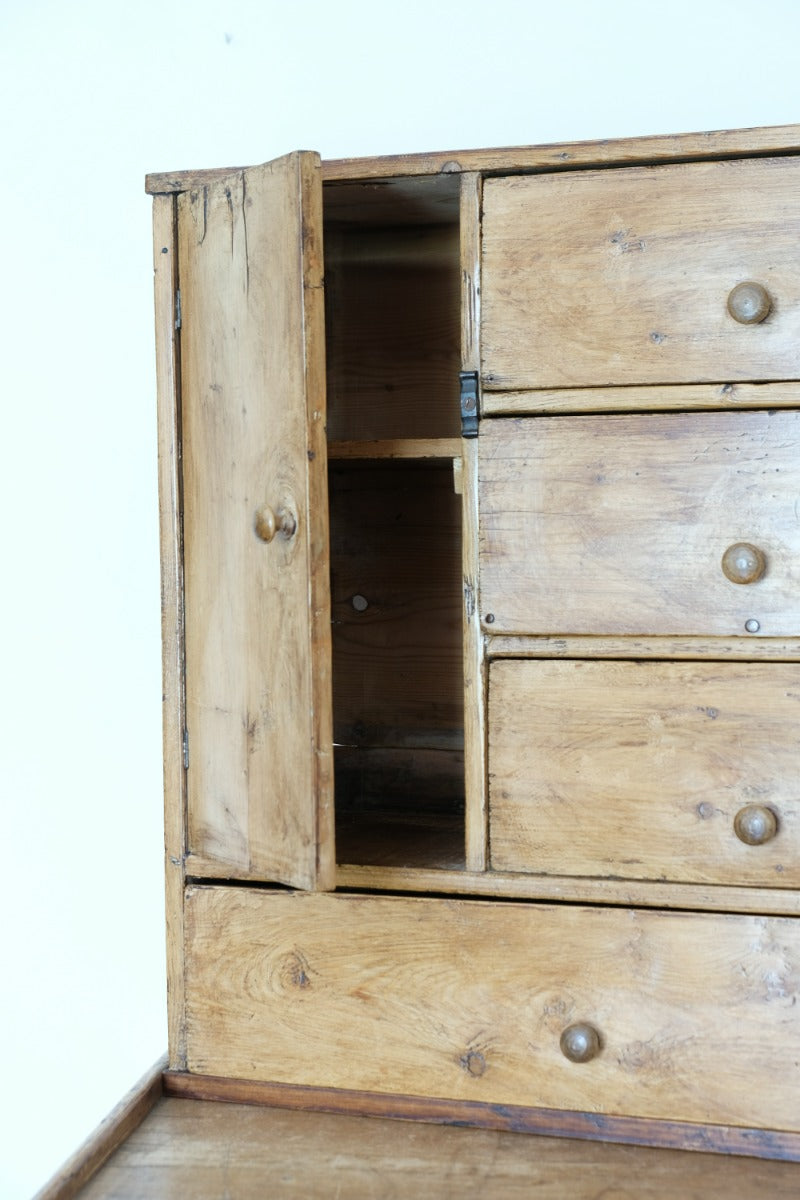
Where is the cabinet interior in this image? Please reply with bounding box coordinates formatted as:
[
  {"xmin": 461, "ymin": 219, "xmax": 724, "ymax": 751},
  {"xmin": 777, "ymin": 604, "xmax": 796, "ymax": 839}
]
[{"xmin": 323, "ymin": 176, "xmax": 466, "ymax": 870}]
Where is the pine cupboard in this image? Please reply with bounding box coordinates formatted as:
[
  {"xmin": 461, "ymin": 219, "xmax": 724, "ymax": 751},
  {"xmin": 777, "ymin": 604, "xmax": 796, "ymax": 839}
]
[{"xmin": 147, "ymin": 125, "xmax": 800, "ymax": 1159}]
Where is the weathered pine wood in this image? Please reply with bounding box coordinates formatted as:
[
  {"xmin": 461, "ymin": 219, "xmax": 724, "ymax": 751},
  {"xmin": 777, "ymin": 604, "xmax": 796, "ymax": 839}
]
[
  {"xmin": 489, "ymin": 659, "xmax": 800, "ymax": 885},
  {"xmin": 328, "ymin": 437, "xmax": 461, "ymax": 459},
  {"xmin": 145, "ymin": 121, "xmax": 800, "ymax": 193},
  {"xmin": 487, "ymin": 634, "xmax": 800, "ymax": 660},
  {"xmin": 178, "ymin": 154, "xmax": 334, "ymax": 890},
  {"xmin": 324, "ymin": 224, "xmax": 460, "ymax": 441},
  {"xmin": 482, "ymin": 380, "xmax": 800, "ymax": 415},
  {"xmin": 460, "ymin": 171, "xmax": 486, "ymax": 873},
  {"xmin": 79, "ymin": 1096, "xmax": 800, "ymax": 1197},
  {"xmin": 479, "ymin": 410, "xmax": 800, "ymax": 637},
  {"xmin": 183, "ymin": 888, "xmax": 800, "ymax": 1131},
  {"xmin": 34, "ymin": 1057, "xmax": 165, "ymax": 1200},
  {"xmin": 332, "ymin": 863, "xmax": 800, "ymax": 915},
  {"xmin": 329, "ymin": 461, "xmax": 463, "ymax": 750},
  {"xmin": 151, "ymin": 195, "xmax": 186, "ymax": 1069},
  {"xmin": 481, "ymin": 158, "xmax": 800, "ymax": 389}
]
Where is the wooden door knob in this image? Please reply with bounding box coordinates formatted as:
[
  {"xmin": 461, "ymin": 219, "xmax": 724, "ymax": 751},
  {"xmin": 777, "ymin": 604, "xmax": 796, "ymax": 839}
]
[
  {"xmin": 727, "ymin": 281, "xmax": 772, "ymax": 324},
  {"xmin": 721, "ymin": 543, "xmax": 766, "ymax": 584},
  {"xmin": 559, "ymin": 1022, "xmax": 601, "ymax": 1063},
  {"xmin": 254, "ymin": 504, "xmax": 297, "ymax": 543},
  {"xmin": 734, "ymin": 805, "xmax": 778, "ymax": 845}
]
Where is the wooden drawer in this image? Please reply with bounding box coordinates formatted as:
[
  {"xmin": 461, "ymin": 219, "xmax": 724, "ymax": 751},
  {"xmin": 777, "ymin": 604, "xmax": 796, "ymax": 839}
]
[
  {"xmin": 481, "ymin": 157, "xmax": 800, "ymax": 393},
  {"xmin": 478, "ymin": 410, "xmax": 800, "ymax": 636},
  {"xmin": 184, "ymin": 887, "xmax": 800, "ymax": 1131},
  {"xmin": 489, "ymin": 659, "xmax": 800, "ymax": 885}
]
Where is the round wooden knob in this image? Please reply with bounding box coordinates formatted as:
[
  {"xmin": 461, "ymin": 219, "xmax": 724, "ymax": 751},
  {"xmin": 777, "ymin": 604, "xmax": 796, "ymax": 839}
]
[
  {"xmin": 254, "ymin": 504, "xmax": 297, "ymax": 543},
  {"xmin": 721, "ymin": 542, "xmax": 766, "ymax": 584},
  {"xmin": 560, "ymin": 1022, "xmax": 601, "ymax": 1064},
  {"xmin": 734, "ymin": 805, "xmax": 778, "ymax": 846},
  {"xmin": 727, "ymin": 281, "xmax": 772, "ymax": 324}
]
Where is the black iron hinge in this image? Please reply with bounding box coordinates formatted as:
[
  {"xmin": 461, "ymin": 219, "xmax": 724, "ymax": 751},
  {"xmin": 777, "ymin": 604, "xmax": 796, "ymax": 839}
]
[{"xmin": 460, "ymin": 371, "xmax": 479, "ymax": 438}]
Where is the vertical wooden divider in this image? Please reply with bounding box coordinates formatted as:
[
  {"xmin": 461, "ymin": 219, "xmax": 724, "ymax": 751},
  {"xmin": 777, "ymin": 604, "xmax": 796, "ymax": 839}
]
[{"xmin": 460, "ymin": 173, "xmax": 487, "ymax": 872}]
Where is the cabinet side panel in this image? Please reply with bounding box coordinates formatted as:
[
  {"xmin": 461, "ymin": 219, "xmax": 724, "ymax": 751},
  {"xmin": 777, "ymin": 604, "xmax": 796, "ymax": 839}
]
[
  {"xmin": 153, "ymin": 194, "xmax": 186, "ymax": 1068},
  {"xmin": 178, "ymin": 154, "xmax": 333, "ymax": 890}
]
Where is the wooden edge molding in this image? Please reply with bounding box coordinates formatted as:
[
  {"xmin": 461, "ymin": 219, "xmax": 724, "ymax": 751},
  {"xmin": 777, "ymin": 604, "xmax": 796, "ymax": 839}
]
[
  {"xmin": 145, "ymin": 122, "xmax": 800, "ymax": 193},
  {"xmin": 33, "ymin": 1056, "xmax": 167, "ymax": 1200},
  {"xmin": 161, "ymin": 1070, "xmax": 800, "ymax": 1163}
]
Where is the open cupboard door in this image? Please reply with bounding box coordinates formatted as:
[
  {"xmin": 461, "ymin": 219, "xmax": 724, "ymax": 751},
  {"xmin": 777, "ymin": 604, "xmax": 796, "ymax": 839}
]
[{"xmin": 178, "ymin": 152, "xmax": 334, "ymax": 890}]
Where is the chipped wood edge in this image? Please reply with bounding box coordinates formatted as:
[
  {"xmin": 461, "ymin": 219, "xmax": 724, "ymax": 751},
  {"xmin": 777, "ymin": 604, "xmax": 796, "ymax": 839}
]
[
  {"xmin": 33, "ymin": 1057, "xmax": 167, "ymax": 1200},
  {"xmin": 153, "ymin": 194, "xmax": 187, "ymax": 1067},
  {"xmin": 160, "ymin": 1070, "xmax": 800, "ymax": 1163},
  {"xmin": 460, "ymin": 173, "xmax": 486, "ymax": 872},
  {"xmin": 145, "ymin": 122, "xmax": 800, "ymax": 193}
]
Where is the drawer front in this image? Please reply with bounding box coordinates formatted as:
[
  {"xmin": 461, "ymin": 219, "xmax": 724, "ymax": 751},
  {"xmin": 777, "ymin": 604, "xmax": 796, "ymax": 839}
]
[
  {"xmin": 481, "ymin": 156, "xmax": 800, "ymax": 392},
  {"xmin": 185, "ymin": 887, "xmax": 800, "ymax": 1131},
  {"xmin": 478, "ymin": 410, "xmax": 800, "ymax": 636},
  {"xmin": 489, "ymin": 659, "xmax": 800, "ymax": 885}
]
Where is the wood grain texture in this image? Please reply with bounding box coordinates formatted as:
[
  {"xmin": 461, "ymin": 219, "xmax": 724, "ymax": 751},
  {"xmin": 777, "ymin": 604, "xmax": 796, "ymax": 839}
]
[
  {"xmin": 481, "ymin": 157, "xmax": 800, "ymax": 389},
  {"xmin": 151, "ymin": 195, "xmax": 186, "ymax": 1068},
  {"xmin": 482, "ymin": 381, "xmax": 800, "ymax": 416},
  {"xmin": 184, "ymin": 888, "xmax": 800, "ymax": 1131},
  {"xmin": 487, "ymin": 635, "xmax": 800, "ymax": 660},
  {"xmin": 489, "ymin": 659, "xmax": 800, "ymax": 885},
  {"xmin": 329, "ymin": 461, "xmax": 463, "ymax": 750},
  {"xmin": 332, "ymin": 864, "xmax": 800, "ymax": 915},
  {"xmin": 145, "ymin": 121, "xmax": 800, "ymax": 192},
  {"xmin": 324, "ymin": 224, "xmax": 460, "ymax": 441},
  {"xmin": 34, "ymin": 1057, "xmax": 165, "ymax": 1200},
  {"xmin": 328, "ymin": 437, "xmax": 461, "ymax": 459},
  {"xmin": 178, "ymin": 154, "xmax": 334, "ymax": 890},
  {"xmin": 78, "ymin": 1096, "xmax": 800, "ymax": 1197},
  {"xmin": 479, "ymin": 410, "xmax": 800, "ymax": 637}
]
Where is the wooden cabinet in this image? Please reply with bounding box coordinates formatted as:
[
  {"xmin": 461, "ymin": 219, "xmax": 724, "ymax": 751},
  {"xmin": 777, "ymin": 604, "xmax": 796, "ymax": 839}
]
[{"xmin": 148, "ymin": 125, "xmax": 800, "ymax": 1159}]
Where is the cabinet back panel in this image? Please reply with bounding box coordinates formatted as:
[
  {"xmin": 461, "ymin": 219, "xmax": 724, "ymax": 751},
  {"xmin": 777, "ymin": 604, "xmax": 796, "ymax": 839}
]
[{"xmin": 324, "ymin": 224, "xmax": 461, "ymax": 441}]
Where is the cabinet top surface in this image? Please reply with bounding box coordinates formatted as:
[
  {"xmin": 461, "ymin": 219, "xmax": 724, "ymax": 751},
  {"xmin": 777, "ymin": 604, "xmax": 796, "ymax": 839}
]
[{"xmin": 145, "ymin": 121, "xmax": 800, "ymax": 194}]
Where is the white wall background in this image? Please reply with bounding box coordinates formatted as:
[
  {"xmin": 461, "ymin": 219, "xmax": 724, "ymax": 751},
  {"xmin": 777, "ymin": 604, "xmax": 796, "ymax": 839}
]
[{"xmin": 1, "ymin": 1, "xmax": 799, "ymax": 1195}]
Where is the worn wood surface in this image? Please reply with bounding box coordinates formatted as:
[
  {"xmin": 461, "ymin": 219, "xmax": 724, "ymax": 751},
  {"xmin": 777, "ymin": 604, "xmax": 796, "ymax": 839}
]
[
  {"xmin": 145, "ymin": 121, "xmax": 800, "ymax": 193},
  {"xmin": 151, "ymin": 195, "xmax": 187, "ymax": 1067},
  {"xmin": 183, "ymin": 888, "xmax": 800, "ymax": 1131},
  {"xmin": 487, "ymin": 634, "xmax": 800, "ymax": 660},
  {"xmin": 481, "ymin": 157, "xmax": 800, "ymax": 389},
  {"xmin": 482, "ymin": 380, "xmax": 800, "ymax": 415},
  {"xmin": 328, "ymin": 437, "xmax": 461, "ymax": 459},
  {"xmin": 77, "ymin": 1096, "xmax": 800, "ymax": 1198},
  {"xmin": 324, "ymin": 224, "xmax": 460, "ymax": 441},
  {"xmin": 178, "ymin": 154, "xmax": 334, "ymax": 889},
  {"xmin": 329, "ymin": 460, "xmax": 463, "ymax": 750},
  {"xmin": 489, "ymin": 659, "xmax": 800, "ymax": 885},
  {"xmin": 35, "ymin": 1058, "xmax": 165, "ymax": 1200},
  {"xmin": 479, "ymin": 410, "xmax": 800, "ymax": 637}
]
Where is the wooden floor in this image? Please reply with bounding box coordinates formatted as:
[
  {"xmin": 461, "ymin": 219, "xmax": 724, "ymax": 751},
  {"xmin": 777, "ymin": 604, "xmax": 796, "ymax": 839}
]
[{"xmin": 77, "ymin": 1098, "xmax": 800, "ymax": 1199}]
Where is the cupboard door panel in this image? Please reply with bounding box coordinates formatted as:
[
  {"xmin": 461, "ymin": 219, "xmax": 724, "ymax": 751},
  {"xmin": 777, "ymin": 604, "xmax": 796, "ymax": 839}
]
[
  {"xmin": 481, "ymin": 157, "xmax": 800, "ymax": 390},
  {"xmin": 179, "ymin": 153, "xmax": 334, "ymax": 889},
  {"xmin": 489, "ymin": 659, "xmax": 800, "ymax": 885},
  {"xmin": 478, "ymin": 410, "xmax": 800, "ymax": 637},
  {"xmin": 184, "ymin": 887, "xmax": 800, "ymax": 1131}
]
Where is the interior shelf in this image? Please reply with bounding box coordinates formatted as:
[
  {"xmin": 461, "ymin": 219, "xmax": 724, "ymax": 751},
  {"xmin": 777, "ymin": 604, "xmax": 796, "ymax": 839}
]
[{"xmin": 328, "ymin": 437, "xmax": 462, "ymax": 460}]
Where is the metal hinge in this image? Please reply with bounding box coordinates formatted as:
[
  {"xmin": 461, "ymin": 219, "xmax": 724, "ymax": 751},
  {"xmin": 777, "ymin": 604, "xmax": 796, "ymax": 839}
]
[
  {"xmin": 175, "ymin": 288, "xmax": 182, "ymax": 331},
  {"xmin": 460, "ymin": 371, "xmax": 479, "ymax": 438},
  {"xmin": 182, "ymin": 727, "xmax": 189, "ymax": 770}
]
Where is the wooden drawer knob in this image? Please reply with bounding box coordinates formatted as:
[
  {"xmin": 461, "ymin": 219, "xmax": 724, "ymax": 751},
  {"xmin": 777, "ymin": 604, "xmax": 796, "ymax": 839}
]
[
  {"xmin": 721, "ymin": 542, "xmax": 766, "ymax": 584},
  {"xmin": 727, "ymin": 281, "xmax": 772, "ymax": 324},
  {"xmin": 560, "ymin": 1022, "xmax": 601, "ymax": 1063},
  {"xmin": 254, "ymin": 504, "xmax": 297, "ymax": 543},
  {"xmin": 734, "ymin": 805, "xmax": 778, "ymax": 846}
]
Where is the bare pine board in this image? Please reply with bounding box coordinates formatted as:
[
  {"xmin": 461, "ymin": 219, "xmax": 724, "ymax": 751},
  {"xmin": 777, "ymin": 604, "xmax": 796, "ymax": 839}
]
[
  {"xmin": 184, "ymin": 888, "xmax": 800, "ymax": 1132},
  {"xmin": 489, "ymin": 659, "xmax": 800, "ymax": 885},
  {"xmin": 178, "ymin": 154, "xmax": 334, "ymax": 889},
  {"xmin": 481, "ymin": 157, "xmax": 800, "ymax": 389}
]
